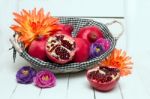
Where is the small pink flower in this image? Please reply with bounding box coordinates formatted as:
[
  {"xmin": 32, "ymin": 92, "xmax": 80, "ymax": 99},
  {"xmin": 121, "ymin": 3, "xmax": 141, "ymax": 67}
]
[{"xmin": 34, "ymin": 70, "xmax": 56, "ymax": 88}]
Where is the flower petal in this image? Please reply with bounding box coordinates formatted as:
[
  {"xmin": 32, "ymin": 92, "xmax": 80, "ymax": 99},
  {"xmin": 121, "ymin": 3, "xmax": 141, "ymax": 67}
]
[
  {"xmin": 100, "ymin": 48, "xmax": 133, "ymax": 76},
  {"xmin": 34, "ymin": 70, "xmax": 56, "ymax": 88},
  {"xmin": 10, "ymin": 8, "xmax": 60, "ymax": 48}
]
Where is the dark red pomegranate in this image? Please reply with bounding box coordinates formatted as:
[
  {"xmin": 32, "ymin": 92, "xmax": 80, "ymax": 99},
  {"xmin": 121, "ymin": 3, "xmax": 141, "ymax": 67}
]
[
  {"xmin": 46, "ymin": 33, "xmax": 76, "ymax": 64},
  {"xmin": 87, "ymin": 66, "xmax": 120, "ymax": 91},
  {"xmin": 77, "ymin": 26, "xmax": 103, "ymax": 44},
  {"xmin": 58, "ymin": 24, "xmax": 73, "ymax": 36},
  {"xmin": 28, "ymin": 36, "xmax": 48, "ymax": 61},
  {"xmin": 73, "ymin": 38, "xmax": 90, "ymax": 62}
]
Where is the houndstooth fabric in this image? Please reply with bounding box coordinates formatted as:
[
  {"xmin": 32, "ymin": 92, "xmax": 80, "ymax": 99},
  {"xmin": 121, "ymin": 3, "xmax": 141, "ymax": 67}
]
[{"xmin": 18, "ymin": 17, "xmax": 116, "ymax": 73}]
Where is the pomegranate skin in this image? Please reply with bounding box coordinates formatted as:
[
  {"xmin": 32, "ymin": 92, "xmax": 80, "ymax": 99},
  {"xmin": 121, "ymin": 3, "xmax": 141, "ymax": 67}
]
[
  {"xmin": 28, "ymin": 37, "xmax": 48, "ymax": 61},
  {"xmin": 76, "ymin": 26, "xmax": 103, "ymax": 44},
  {"xmin": 46, "ymin": 33, "xmax": 76, "ymax": 64},
  {"xmin": 73, "ymin": 38, "xmax": 90, "ymax": 62},
  {"xmin": 58, "ymin": 24, "xmax": 73, "ymax": 36},
  {"xmin": 86, "ymin": 66, "xmax": 120, "ymax": 91},
  {"xmin": 87, "ymin": 75, "xmax": 120, "ymax": 91}
]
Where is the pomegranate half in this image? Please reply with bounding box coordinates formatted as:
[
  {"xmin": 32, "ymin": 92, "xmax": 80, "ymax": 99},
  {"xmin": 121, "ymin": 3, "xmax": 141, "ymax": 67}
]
[
  {"xmin": 87, "ymin": 66, "xmax": 120, "ymax": 91},
  {"xmin": 46, "ymin": 33, "xmax": 76, "ymax": 64}
]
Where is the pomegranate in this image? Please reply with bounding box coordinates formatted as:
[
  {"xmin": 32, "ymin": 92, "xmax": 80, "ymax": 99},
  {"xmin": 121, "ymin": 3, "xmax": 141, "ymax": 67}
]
[
  {"xmin": 46, "ymin": 33, "xmax": 76, "ymax": 64},
  {"xmin": 76, "ymin": 26, "xmax": 103, "ymax": 44},
  {"xmin": 87, "ymin": 66, "xmax": 120, "ymax": 91},
  {"xmin": 73, "ymin": 38, "xmax": 90, "ymax": 62},
  {"xmin": 58, "ymin": 24, "xmax": 73, "ymax": 36},
  {"xmin": 28, "ymin": 36, "xmax": 48, "ymax": 61}
]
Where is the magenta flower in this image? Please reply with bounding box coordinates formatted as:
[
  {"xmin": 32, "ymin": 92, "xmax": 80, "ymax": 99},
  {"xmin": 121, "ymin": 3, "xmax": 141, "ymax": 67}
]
[
  {"xmin": 90, "ymin": 38, "xmax": 110, "ymax": 59},
  {"xmin": 16, "ymin": 66, "xmax": 36, "ymax": 84},
  {"xmin": 34, "ymin": 70, "xmax": 56, "ymax": 88}
]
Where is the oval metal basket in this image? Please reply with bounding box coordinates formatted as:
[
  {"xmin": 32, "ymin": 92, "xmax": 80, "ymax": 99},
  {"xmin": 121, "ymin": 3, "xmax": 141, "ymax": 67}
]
[{"xmin": 10, "ymin": 17, "xmax": 122, "ymax": 73}]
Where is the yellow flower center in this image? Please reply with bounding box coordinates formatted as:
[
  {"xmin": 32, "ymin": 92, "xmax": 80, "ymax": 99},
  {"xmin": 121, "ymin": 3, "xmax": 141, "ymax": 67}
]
[
  {"xmin": 42, "ymin": 75, "xmax": 50, "ymax": 81},
  {"xmin": 96, "ymin": 48, "xmax": 101, "ymax": 52},
  {"xmin": 22, "ymin": 70, "xmax": 29, "ymax": 75}
]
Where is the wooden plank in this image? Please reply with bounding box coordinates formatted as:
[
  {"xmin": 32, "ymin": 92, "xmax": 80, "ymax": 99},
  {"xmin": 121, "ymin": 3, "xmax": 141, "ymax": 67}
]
[
  {"xmin": 11, "ymin": 84, "xmax": 41, "ymax": 99},
  {"xmin": 130, "ymin": 52, "xmax": 150, "ymax": 96},
  {"xmin": 0, "ymin": 0, "xmax": 19, "ymax": 98},
  {"xmin": 0, "ymin": 47, "xmax": 41, "ymax": 99},
  {"xmin": 125, "ymin": 0, "xmax": 150, "ymax": 98},
  {"xmin": 9, "ymin": 54, "xmax": 41, "ymax": 99},
  {"xmin": 3, "ymin": 51, "xmax": 41, "ymax": 99},
  {"xmin": 94, "ymin": 84, "xmax": 122, "ymax": 99},
  {"xmin": 18, "ymin": 0, "xmax": 124, "ymax": 17},
  {"xmin": 67, "ymin": 72, "xmax": 94, "ymax": 99},
  {"xmin": 38, "ymin": 74, "xmax": 69, "ymax": 99},
  {"xmin": 0, "ymin": 0, "xmax": 18, "ymax": 54},
  {"xmin": 119, "ymin": 71, "xmax": 150, "ymax": 99},
  {"xmin": 0, "ymin": 52, "xmax": 19, "ymax": 99},
  {"xmin": 0, "ymin": 70, "xmax": 17, "ymax": 99}
]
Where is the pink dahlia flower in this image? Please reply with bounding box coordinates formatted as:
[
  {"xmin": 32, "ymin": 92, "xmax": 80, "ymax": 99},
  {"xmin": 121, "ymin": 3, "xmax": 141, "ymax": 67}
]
[{"xmin": 34, "ymin": 70, "xmax": 56, "ymax": 88}]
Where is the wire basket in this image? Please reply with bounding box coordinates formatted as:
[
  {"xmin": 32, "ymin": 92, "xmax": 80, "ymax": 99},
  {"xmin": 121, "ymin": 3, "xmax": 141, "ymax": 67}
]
[{"xmin": 10, "ymin": 17, "xmax": 123, "ymax": 73}]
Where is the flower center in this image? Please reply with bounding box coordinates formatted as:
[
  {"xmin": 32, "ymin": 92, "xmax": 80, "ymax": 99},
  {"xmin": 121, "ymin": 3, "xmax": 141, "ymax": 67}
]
[
  {"xmin": 22, "ymin": 70, "xmax": 29, "ymax": 75},
  {"xmin": 96, "ymin": 47, "xmax": 101, "ymax": 52},
  {"xmin": 42, "ymin": 75, "xmax": 50, "ymax": 81}
]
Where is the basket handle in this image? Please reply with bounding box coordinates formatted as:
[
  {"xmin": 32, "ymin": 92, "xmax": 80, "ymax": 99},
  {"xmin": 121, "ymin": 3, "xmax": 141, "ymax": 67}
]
[
  {"xmin": 105, "ymin": 20, "xmax": 124, "ymax": 40},
  {"xmin": 9, "ymin": 37, "xmax": 23, "ymax": 54}
]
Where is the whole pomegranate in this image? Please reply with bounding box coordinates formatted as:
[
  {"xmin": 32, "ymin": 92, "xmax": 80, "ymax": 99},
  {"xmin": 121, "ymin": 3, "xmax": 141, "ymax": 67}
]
[
  {"xmin": 87, "ymin": 66, "xmax": 120, "ymax": 91},
  {"xmin": 77, "ymin": 26, "xmax": 103, "ymax": 44},
  {"xmin": 28, "ymin": 36, "xmax": 48, "ymax": 61},
  {"xmin": 73, "ymin": 38, "xmax": 90, "ymax": 63},
  {"xmin": 46, "ymin": 33, "xmax": 76, "ymax": 64},
  {"xmin": 58, "ymin": 24, "xmax": 73, "ymax": 36}
]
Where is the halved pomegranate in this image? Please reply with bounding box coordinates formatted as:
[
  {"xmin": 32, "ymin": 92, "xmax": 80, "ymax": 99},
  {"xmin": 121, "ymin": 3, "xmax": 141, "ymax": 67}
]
[
  {"xmin": 46, "ymin": 33, "xmax": 76, "ymax": 64},
  {"xmin": 87, "ymin": 66, "xmax": 120, "ymax": 91}
]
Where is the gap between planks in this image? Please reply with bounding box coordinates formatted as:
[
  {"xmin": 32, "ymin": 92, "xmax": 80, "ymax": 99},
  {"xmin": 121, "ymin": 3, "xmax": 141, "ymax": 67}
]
[{"xmin": 119, "ymin": 83, "xmax": 124, "ymax": 99}]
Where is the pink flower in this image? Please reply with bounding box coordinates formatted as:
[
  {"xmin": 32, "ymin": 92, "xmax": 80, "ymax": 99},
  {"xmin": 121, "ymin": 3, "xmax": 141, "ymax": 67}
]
[{"xmin": 34, "ymin": 70, "xmax": 56, "ymax": 88}]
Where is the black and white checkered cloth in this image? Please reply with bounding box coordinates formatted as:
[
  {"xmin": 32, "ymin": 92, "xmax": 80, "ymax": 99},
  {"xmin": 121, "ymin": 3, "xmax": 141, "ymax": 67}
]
[{"xmin": 18, "ymin": 17, "xmax": 116, "ymax": 73}]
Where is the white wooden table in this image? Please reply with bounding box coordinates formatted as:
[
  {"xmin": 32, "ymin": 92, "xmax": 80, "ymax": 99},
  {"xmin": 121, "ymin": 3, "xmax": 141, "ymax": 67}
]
[{"xmin": 0, "ymin": 0, "xmax": 150, "ymax": 99}]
